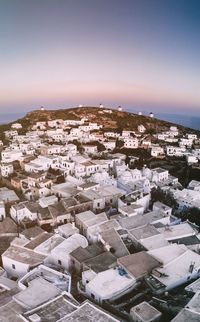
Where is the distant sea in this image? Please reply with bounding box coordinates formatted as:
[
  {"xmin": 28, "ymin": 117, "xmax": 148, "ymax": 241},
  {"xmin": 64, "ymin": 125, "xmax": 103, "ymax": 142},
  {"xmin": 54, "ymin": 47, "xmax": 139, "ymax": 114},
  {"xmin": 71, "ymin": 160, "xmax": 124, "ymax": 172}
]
[
  {"xmin": 156, "ymin": 113, "xmax": 200, "ymax": 131},
  {"xmin": 0, "ymin": 112, "xmax": 25, "ymax": 125}
]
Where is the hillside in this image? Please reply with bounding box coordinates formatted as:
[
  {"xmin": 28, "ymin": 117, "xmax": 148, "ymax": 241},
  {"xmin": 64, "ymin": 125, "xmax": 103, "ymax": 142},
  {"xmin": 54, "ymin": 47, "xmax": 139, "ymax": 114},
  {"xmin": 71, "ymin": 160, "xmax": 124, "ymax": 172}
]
[{"xmin": 0, "ymin": 106, "xmax": 199, "ymax": 137}]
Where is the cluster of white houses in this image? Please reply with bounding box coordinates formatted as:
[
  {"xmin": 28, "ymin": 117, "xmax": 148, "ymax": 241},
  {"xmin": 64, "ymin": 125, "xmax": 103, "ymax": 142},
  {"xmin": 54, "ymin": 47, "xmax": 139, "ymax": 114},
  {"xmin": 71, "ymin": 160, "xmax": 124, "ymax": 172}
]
[{"xmin": 0, "ymin": 113, "xmax": 199, "ymax": 321}]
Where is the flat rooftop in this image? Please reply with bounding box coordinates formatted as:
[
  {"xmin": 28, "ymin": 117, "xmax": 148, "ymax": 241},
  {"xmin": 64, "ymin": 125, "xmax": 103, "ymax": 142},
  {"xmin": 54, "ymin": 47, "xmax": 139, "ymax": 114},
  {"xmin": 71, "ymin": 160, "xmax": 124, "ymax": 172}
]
[
  {"xmin": 130, "ymin": 301, "xmax": 162, "ymax": 321},
  {"xmin": 129, "ymin": 224, "xmax": 160, "ymax": 241},
  {"xmin": 75, "ymin": 210, "xmax": 95, "ymax": 223},
  {"xmin": 59, "ymin": 301, "xmax": 119, "ymax": 322},
  {"xmin": 141, "ymin": 234, "xmax": 169, "ymax": 251},
  {"xmin": 2, "ymin": 245, "xmax": 45, "ymax": 266},
  {"xmin": 13, "ymin": 277, "xmax": 60, "ymax": 309},
  {"xmin": 119, "ymin": 204, "xmax": 143, "ymax": 214},
  {"xmin": 23, "ymin": 293, "xmax": 78, "ymax": 321},
  {"xmin": 152, "ymin": 249, "xmax": 200, "ymax": 287},
  {"xmin": 118, "ymin": 251, "xmax": 160, "ymax": 279},
  {"xmin": 186, "ymin": 291, "xmax": 200, "ymax": 313},
  {"xmin": 185, "ymin": 278, "xmax": 200, "ymax": 293},
  {"xmin": 86, "ymin": 268, "xmax": 135, "ymax": 301},
  {"xmin": 0, "ymin": 300, "xmax": 25, "ymax": 322},
  {"xmin": 84, "ymin": 251, "xmax": 117, "ymax": 273},
  {"xmin": 171, "ymin": 308, "xmax": 200, "ymax": 322},
  {"xmin": 100, "ymin": 228, "xmax": 129, "ymax": 258},
  {"xmin": 148, "ymin": 243, "xmax": 187, "ymax": 266},
  {"xmin": 0, "ymin": 187, "xmax": 19, "ymax": 202},
  {"xmin": 152, "ymin": 167, "xmax": 168, "ymax": 173},
  {"xmin": 19, "ymin": 265, "xmax": 71, "ymax": 292},
  {"xmin": 158, "ymin": 223, "xmax": 196, "ymax": 241}
]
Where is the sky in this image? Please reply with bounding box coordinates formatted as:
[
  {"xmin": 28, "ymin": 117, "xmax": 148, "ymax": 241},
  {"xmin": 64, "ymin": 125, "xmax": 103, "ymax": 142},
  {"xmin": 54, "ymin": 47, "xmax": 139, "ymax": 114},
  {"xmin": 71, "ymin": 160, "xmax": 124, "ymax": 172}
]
[{"xmin": 0, "ymin": 0, "xmax": 200, "ymax": 115}]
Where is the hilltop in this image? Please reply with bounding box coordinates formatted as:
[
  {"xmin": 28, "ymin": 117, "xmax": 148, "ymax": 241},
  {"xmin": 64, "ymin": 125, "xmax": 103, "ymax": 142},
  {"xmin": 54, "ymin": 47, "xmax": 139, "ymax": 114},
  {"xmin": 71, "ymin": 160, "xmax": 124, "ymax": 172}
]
[{"xmin": 0, "ymin": 106, "xmax": 199, "ymax": 137}]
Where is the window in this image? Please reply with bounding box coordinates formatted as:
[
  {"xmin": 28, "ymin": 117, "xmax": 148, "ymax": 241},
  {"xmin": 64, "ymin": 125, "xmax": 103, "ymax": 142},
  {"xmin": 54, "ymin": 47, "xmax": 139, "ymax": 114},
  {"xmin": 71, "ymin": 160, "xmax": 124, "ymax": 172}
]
[
  {"xmin": 12, "ymin": 264, "xmax": 16, "ymax": 269},
  {"xmin": 91, "ymin": 293, "xmax": 95, "ymax": 299},
  {"xmin": 58, "ymin": 260, "xmax": 62, "ymax": 265}
]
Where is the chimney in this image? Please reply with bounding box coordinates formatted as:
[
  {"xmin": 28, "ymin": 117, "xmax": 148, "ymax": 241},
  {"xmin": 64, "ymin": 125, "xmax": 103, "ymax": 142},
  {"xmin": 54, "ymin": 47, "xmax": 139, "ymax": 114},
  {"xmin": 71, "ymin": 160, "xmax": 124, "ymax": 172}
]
[
  {"xmin": 189, "ymin": 261, "xmax": 195, "ymax": 273},
  {"xmin": 29, "ymin": 314, "xmax": 41, "ymax": 322},
  {"xmin": 104, "ymin": 242, "xmax": 111, "ymax": 252}
]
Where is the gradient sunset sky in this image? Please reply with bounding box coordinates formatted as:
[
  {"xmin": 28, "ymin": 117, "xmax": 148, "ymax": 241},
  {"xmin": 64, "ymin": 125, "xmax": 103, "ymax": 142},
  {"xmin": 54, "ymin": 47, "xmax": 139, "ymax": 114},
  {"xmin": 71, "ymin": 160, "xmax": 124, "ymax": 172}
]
[{"xmin": 0, "ymin": 0, "xmax": 199, "ymax": 115}]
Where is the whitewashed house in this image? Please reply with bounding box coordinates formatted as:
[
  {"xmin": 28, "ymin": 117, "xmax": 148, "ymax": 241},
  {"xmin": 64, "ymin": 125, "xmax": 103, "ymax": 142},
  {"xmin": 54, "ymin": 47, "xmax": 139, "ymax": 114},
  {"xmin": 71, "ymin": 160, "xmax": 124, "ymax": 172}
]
[
  {"xmin": 151, "ymin": 145, "xmax": 164, "ymax": 157},
  {"xmin": 186, "ymin": 154, "xmax": 198, "ymax": 164},
  {"xmin": 103, "ymin": 140, "xmax": 116, "ymax": 151},
  {"xmin": 152, "ymin": 168, "xmax": 169, "ymax": 183},
  {"xmin": 0, "ymin": 163, "xmax": 14, "ymax": 177},
  {"xmin": 82, "ymin": 267, "xmax": 136, "ymax": 304},
  {"xmin": 166, "ymin": 146, "xmax": 186, "ymax": 157},
  {"xmin": 4, "ymin": 130, "xmax": 18, "ymax": 139},
  {"xmin": 2, "ymin": 245, "xmax": 45, "ymax": 278},
  {"xmin": 10, "ymin": 201, "xmax": 39, "ymax": 223},
  {"xmin": 11, "ymin": 123, "xmax": 22, "ymax": 129},
  {"xmin": 124, "ymin": 137, "xmax": 138, "ymax": 149},
  {"xmin": 44, "ymin": 233, "xmax": 88, "ymax": 271},
  {"xmin": 83, "ymin": 145, "xmax": 98, "ymax": 154},
  {"xmin": 179, "ymin": 137, "xmax": 193, "ymax": 147},
  {"xmin": 1, "ymin": 149, "xmax": 23, "ymax": 163}
]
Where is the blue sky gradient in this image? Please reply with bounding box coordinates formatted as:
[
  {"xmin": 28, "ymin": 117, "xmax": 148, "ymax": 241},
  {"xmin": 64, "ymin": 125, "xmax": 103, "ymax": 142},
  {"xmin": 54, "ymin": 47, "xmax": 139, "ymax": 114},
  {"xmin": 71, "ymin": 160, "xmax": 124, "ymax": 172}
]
[{"xmin": 0, "ymin": 0, "xmax": 199, "ymax": 114}]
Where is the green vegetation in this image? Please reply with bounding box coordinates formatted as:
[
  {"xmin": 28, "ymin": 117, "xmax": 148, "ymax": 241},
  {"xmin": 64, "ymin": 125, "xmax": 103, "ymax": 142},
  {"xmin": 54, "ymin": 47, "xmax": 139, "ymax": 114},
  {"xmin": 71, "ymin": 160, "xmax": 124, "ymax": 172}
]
[
  {"xmin": 0, "ymin": 106, "xmax": 199, "ymax": 139},
  {"xmin": 180, "ymin": 207, "xmax": 200, "ymax": 226},
  {"xmin": 150, "ymin": 187, "xmax": 178, "ymax": 209}
]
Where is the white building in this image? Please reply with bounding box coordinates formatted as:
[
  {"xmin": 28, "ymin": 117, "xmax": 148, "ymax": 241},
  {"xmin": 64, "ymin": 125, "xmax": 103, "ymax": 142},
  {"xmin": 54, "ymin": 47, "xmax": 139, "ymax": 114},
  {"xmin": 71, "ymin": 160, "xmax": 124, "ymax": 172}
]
[
  {"xmin": 166, "ymin": 146, "xmax": 186, "ymax": 157},
  {"xmin": 171, "ymin": 188, "xmax": 200, "ymax": 210},
  {"xmin": 83, "ymin": 145, "xmax": 98, "ymax": 154},
  {"xmin": 148, "ymin": 244, "xmax": 200, "ymax": 293},
  {"xmin": 2, "ymin": 245, "xmax": 45, "ymax": 278},
  {"xmin": 124, "ymin": 137, "xmax": 138, "ymax": 149},
  {"xmin": 151, "ymin": 145, "xmax": 164, "ymax": 157},
  {"xmin": 10, "ymin": 202, "xmax": 39, "ymax": 223},
  {"xmin": 44, "ymin": 233, "xmax": 88, "ymax": 271},
  {"xmin": 0, "ymin": 163, "xmax": 14, "ymax": 177},
  {"xmin": 1, "ymin": 149, "xmax": 23, "ymax": 163},
  {"xmin": 11, "ymin": 123, "xmax": 22, "ymax": 129},
  {"xmin": 187, "ymin": 133, "xmax": 197, "ymax": 140},
  {"xmin": 82, "ymin": 267, "xmax": 136, "ymax": 304},
  {"xmin": 186, "ymin": 154, "xmax": 198, "ymax": 164},
  {"xmin": 179, "ymin": 137, "xmax": 193, "ymax": 147},
  {"xmin": 152, "ymin": 168, "xmax": 169, "ymax": 183},
  {"xmin": 130, "ymin": 301, "xmax": 162, "ymax": 322}
]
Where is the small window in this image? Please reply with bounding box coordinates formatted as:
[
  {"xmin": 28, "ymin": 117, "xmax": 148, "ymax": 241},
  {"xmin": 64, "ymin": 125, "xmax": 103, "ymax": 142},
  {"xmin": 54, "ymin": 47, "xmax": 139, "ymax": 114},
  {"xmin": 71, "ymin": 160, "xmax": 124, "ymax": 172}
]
[
  {"xmin": 12, "ymin": 264, "xmax": 16, "ymax": 269},
  {"xmin": 91, "ymin": 293, "xmax": 95, "ymax": 299},
  {"xmin": 58, "ymin": 260, "xmax": 62, "ymax": 265}
]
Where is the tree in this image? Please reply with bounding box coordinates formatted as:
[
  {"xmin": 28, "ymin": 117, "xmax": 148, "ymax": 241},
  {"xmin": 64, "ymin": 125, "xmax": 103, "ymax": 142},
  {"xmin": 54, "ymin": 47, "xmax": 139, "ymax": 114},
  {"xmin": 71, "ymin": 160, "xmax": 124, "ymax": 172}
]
[
  {"xmin": 181, "ymin": 207, "xmax": 200, "ymax": 227},
  {"xmin": 150, "ymin": 187, "xmax": 177, "ymax": 210},
  {"xmin": 116, "ymin": 139, "xmax": 124, "ymax": 149},
  {"xmin": 96, "ymin": 142, "xmax": 106, "ymax": 152},
  {"xmin": 146, "ymin": 128, "xmax": 156, "ymax": 135}
]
